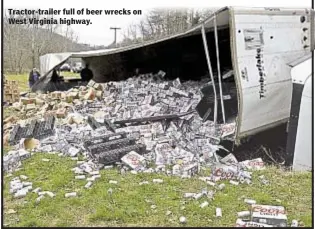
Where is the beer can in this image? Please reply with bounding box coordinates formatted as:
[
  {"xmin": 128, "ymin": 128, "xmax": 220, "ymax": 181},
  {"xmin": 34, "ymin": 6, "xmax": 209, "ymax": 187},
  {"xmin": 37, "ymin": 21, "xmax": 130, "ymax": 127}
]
[
  {"xmin": 139, "ymin": 181, "xmax": 149, "ymax": 185},
  {"xmin": 237, "ymin": 211, "xmax": 251, "ymax": 218},
  {"xmin": 153, "ymin": 179, "xmax": 163, "ymax": 183},
  {"xmin": 14, "ymin": 190, "xmax": 27, "ymax": 199},
  {"xmin": 217, "ymin": 183, "xmax": 225, "ymax": 190},
  {"xmin": 104, "ymin": 165, "xmax": 113, "ymax": 169},
  {"xmin": 179, "ymin": 216, "xmax": 187, "ymax": 224},
  {"xmin": 32, "ymin": 187, "xmax": 41, "ymax": 193},
  {"xmin": 291, "ymin": 220, "xmax": 298, "ymax": 227},
  {"xmin": 36, "ymin": 195, "xmax": 45, "ymax": 204},
  {"xmin": 90, "ymin": 171, "xmax": 100, "ymax": 175},
  {"xmin": 65, "ymin": 192, "xmax": 77, "ymax": 198},
  {"xmin": 244, "ymin": 199, "xmax": 256, "ymax": 205},
  {"xmin": 193, "ymin": 193, "xmax": 203, "ymax": 200},
  {"xmin": 45, "ymin": 191, "xmax": 55, "ymax": 198},
  {"xmin": 216, "ymin": 208, "xmax": 222, "ymax": 217},
  {"xmin": 200, "ymin": 201, "xmax": 209, "ymax": 208},
  {"xmin": 109, "ymin": 180, "xmax": 118, "ymax": 184},
  {"xmin": 75, "ymin": 175, "xmax": 86, "ymax": 180},
  {"xmin": 87, "ymin": 177, "xmax": 95, "ymax": 181},
  {"xmin": 207, "ymin": 181, "xmax": 216, "ymax": 186},
  {"xmin": 230, "ymin": 180, "xmax": 239, "ymax": 185},
  {"xmin": 92, "ymin": 175, "xmax": 101, "ymax": 180},
  {"xmin": 85, "ymin": 181, "xmax": 93, "ymax": 189},
  {"xmin": 22, "ymin": 182, "xmax": 32, "ymax": 187},
  {"xmin": 184, "ymin": 193, "xmax": 195, "ymax": 198}
]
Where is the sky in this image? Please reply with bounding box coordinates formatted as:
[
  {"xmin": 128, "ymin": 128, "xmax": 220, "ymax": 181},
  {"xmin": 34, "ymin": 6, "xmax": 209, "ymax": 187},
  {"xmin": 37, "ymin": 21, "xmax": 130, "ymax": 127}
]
[{"xmin": 3, "ymin": 0, "xmax": 312, "ymax": 46}]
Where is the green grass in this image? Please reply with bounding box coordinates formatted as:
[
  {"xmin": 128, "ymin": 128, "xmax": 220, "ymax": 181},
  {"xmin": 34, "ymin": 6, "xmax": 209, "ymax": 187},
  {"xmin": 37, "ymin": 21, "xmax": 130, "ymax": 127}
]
[
  {"xmin": 5, "ymin": 74, "xmax": 29, "ymax": 92},
  {"xmin": 4, "ymin": 72, "xmax": 81, "ymax": 93},
  {"xmin": 3, "ymin": 153, "xmax": 312, "ymax": 227},
  {"xmin": 61, "ymin": 71, "xmax": 81, "ymax": 79}
]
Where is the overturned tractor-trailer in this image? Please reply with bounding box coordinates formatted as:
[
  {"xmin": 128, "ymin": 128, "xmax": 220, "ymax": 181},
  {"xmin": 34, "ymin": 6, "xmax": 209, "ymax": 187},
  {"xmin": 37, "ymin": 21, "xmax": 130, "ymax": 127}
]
[{"xmin": 34, "ymin": 6, "xmax": 314, "ymax": 169}]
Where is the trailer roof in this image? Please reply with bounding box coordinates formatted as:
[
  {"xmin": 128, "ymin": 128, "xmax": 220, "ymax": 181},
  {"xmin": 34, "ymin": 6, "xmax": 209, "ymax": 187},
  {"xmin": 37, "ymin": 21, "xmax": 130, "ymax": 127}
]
[{"xmin": 39, "ymin": 7, "xmax": 229, "ymax": 77}]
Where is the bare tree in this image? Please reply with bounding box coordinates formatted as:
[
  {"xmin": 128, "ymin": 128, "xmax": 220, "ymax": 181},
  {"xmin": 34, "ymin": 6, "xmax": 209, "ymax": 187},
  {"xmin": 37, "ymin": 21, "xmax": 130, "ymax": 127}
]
[
  {"xmin": 3, "ymin": 12, "xmax": 82, "ymax": 73},
  {"xmin": 117, "ymin": 8, "xmax": 215, "ymax": 47}
]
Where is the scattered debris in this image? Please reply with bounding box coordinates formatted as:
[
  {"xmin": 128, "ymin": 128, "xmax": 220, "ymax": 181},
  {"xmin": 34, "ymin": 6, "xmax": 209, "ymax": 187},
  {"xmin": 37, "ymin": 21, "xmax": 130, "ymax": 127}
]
[
  {"xmin": 4, "ymin": 80, "xmax": 20, "ymax": 104},
  {"xmin": 237, "ymin": 211, "xmax": 251, "ymax": 218},
  {"xmin": 240, "ymin": 158, "xmax": 265, "ymax": 171},
  {"xmin": 217, "ymin": 184, "xmax": 225, "ymax": 190},
  {"xmin": 193, "ymin": 193, "xmax": 203, "ymax": 200},
  {"xmin": 3, "ymin": 149, "xmax": 30, "ymax": 173},
  {"xmin": 291, "ymin": 220, "xmax": 299, "ymax": 227},
  {"xmin": 2, "ymin": 76, "xmax": 300, "ymax": 226},
  {"xmin": 244, "ymin": 199, "xmax": 256, "ymax": 205},
  {"xmin": 19, "ymin": 175, "xmax": 28, "ymax": 180},
  {"xmin": 230, "ymin": 180, "xmax": 239, "ymax": 185},
  {"xmin": 179, "ymin": 216, "xmax": 187, "ymax": 224},
  {"xmin": 75, "ymin": 175, "xmax": 86, "ymax": 180},
  {"xmin": 153, "ymin": 179, "xmax": 164, "ymax": 184},
  {"xmin": 39, "ymin": 191, "xmax": 55, "ymax": 198},
  {"xmin": 9, "ymin": 177, "xmax": 33, "ymax": 199},
  {"xmin": 32, "ymin": 187, "xmax": 41, "ymax": 194},
  {"xmin": 35, "ymin": 195, "xmax": 45, "ymax": 204},
  {"xmin": 184, "ymin": 193, "xmax": 195, "ymax": 198},
  {"xmin": 65, "ymin": 192, "xmax": 77, "ymax": 198},
  {"xmin": 216, "ymin": 208, "xmax": 222, "ymax": 217},
  {"xmin": 107, "ymin": 188, "xmax": 113, "ymax": 195},
  {"xmin": 84, "ymin": 181, "xmax": 93, "ymax": 189},
  {"xmin": 6, "ymin": 209, "xmax": 17, "ymax": 215},
  {"xmin": 200, "ymin": 201, "xmax": 209, "ymax": 208},
  {"xmin": 139, "ymin": 181, "xmax": 149, "ymax": 185}
]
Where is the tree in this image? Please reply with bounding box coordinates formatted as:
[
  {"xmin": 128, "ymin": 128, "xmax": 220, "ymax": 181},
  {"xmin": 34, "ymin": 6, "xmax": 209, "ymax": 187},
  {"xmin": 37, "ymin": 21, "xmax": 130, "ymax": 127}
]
[
  {"xmin": 117, "ymin": 7, "xmax": 216, "ymax": 47},
  {"xmin": 3, "ymin": 12, "xmax": 84, "ymax": 73}
]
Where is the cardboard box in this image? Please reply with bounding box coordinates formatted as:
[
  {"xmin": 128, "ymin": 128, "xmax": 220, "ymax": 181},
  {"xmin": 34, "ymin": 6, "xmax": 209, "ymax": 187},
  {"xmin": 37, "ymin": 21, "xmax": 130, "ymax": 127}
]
[
  {"xmin": 182, "ymin": 163, "xmax": 199, "ymax": 176},
  {"xmin": 251, "ymin": 204, "xmax": 287, "ymax": 227},
  {"xmin": 25, "ymin": 103, "xmax": 36, "ymax": 111},
  {"xmin": 56, "ymin": 108, "xmax": 67, "ymax": 118},
  {"xmin": 95, "ymin": 91, "xmax": 103, "ymax": 99},
  {"xmin": 51, "ymin": 91, "xmax": 62, "ymax": 99},
  {"xmin": 211, "ymin": 163, "xmax": 239, "ymax": 180},
  {"xmin": 21, "ymin": 98, "xmax": 36, "ymax": 105},
  {"xmin": 121, "ymin": 151, "xmax": 146, "ymax": 170}
]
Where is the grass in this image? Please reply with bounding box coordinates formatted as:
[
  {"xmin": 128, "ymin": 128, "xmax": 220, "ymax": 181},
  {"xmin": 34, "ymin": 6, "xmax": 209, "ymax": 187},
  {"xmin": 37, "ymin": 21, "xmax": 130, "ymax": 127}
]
[
  {"xmin": 4, "ymin": 72, "xmax": 80, "ymax": 93},
  {"xmin": 2, "ymin": 75, "xmax": 313, "ymax": 227},
  {"xmin": 2, "ymin": 153, "xmax": 312, "ymax": 227},
  {"xmin": 5, "ymin": 74, "xmax": 29, "ymax": 92}
]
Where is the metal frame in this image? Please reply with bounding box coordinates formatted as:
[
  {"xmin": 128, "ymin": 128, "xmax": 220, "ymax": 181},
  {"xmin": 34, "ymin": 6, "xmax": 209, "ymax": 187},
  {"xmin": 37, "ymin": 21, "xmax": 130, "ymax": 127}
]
[
  {"xmin": 201, "ymin": 15, "xmax": 226, "ymax": 125},
  {"xmin": 214, "ymin": 15, "xmax": 226, "ymax": 124},
  {"xmin": 201, "ymin": 23, "xmax": 218, "ymax": 124}
]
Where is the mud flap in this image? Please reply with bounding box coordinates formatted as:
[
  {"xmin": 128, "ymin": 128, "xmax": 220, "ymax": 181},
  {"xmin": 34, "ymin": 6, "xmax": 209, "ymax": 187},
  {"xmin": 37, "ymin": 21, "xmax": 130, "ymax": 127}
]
[{"xmin": 285, "ymin": 82, "xmax": 304, "ymax": 166}]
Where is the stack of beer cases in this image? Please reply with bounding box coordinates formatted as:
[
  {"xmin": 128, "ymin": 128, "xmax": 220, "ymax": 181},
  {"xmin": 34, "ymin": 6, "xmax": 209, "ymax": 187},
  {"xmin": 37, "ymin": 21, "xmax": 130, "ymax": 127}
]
[{"xmin": 4, "ymin": 80, "xmax": 20, "ymax": 103}]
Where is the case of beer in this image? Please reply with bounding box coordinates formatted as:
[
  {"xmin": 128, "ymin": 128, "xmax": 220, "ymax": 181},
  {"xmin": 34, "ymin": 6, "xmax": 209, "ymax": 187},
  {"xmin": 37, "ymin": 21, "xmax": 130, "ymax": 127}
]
[{"xmin": 251, "ymin": 204, "xmax": 287, "ymax": 227}]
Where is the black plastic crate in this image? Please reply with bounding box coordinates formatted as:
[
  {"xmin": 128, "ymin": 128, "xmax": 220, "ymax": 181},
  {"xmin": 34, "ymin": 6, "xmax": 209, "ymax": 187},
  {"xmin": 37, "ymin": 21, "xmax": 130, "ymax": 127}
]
[{"xmin": 97, "ymin": 144, "xmax": 146, "ymax": 165}]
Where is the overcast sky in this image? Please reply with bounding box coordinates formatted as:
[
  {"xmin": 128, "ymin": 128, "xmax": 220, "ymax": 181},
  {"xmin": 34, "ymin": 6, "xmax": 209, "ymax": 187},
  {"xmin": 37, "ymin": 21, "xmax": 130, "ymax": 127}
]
[{"xmin": 4, "ymin": 0, "xmax": 312, "ymax": 46}]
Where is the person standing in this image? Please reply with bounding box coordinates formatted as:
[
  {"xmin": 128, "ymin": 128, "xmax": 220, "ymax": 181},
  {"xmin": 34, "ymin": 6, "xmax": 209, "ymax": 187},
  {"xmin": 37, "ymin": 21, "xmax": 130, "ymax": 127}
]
[
  {"xmin": 80, "ymin": 64, "xmax": 93, "ymax": 81},
  {"xmin": 29, "ymin": 68, "xmax": 40, "ymax": 88}
]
